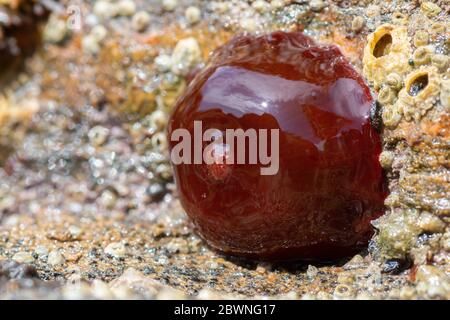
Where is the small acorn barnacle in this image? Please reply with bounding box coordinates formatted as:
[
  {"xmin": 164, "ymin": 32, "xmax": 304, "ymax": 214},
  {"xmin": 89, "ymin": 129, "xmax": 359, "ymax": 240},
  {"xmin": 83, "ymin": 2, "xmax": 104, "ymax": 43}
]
[
  {"xmin": 430, "ymin": 22, "xmax": 446, "ymax": 34},
  {"xmin": 363, "ymin": 24, "xmax": 412, "ymax": 90},
  {"xmin": 378, "ymin": 86, "xmax": 398, "ymax": 105},
  {"xmin": 382, "ymin": 105, "xmax": 402, "ymax": 128},
  {"xmin": 386, "ymin": 73, "xmax": 403, "ymax": 91},
  {"xmin": 413, "ymin": 31, "xmax": 429, "ymax": 47},
  {"xmin": 391, "ymin": 11, "xmax": 408, "ymax": 26},
  {"xmin": 431, "ymin": 54, "xmax": 449, "ymax": 71},
  {"xmin": 397, "ymin": 66, "xmax": 441, "ymax": 121},
  {"xmin": 412, "ymin": 46, "xmax": 433, "ymax": 66},
  {"xmin": 420, "ymin": 2, "xmax": 442, "ymax": 18}
]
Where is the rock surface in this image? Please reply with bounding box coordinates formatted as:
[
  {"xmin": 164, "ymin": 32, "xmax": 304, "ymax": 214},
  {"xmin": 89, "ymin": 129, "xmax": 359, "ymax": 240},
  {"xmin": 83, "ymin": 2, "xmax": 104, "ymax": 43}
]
[{"xmin": 0, "ymin": 0, "xmax": 448, "ymax": 299}]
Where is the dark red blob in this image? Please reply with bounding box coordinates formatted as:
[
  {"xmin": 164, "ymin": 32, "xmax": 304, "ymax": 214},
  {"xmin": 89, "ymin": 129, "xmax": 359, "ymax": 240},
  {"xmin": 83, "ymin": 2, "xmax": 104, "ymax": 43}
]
[{"xmin": 168, "ymin": 31, "xmax": 386, "ymax": 261}]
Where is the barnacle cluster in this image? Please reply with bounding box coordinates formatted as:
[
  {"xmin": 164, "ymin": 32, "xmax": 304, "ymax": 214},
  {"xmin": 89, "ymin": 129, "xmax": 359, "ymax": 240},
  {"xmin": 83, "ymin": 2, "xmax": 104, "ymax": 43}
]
[
  {"xmin": 363, "ymin": 24, "xmax": 412, "ymax": 91},
  {"xmin": 363, "ymin": 3, "xmax": 449, "ymax": 267}
]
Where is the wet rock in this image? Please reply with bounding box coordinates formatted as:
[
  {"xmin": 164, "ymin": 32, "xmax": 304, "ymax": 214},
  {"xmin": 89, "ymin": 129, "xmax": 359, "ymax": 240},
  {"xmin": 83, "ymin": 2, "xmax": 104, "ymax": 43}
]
[
  {"xmin": 416, "ymin": 265, "xmax": 450, "ymax": 299},
  {"xmin": 105, "ymin": 242, "xmax": 127, "ymax": 258}
]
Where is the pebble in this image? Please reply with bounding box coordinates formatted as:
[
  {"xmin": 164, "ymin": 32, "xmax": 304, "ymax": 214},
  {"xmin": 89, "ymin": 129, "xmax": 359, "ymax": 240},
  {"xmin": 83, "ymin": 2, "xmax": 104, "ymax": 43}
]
[
  {"xmin": 93, "ymin": 1, "xmax": 118, "ymax": 19},
  {"xmin": 44, "ymin": 15, "xmax": 69, "ymax": 44},
  {"xmin": 88, "ymin": 125, "xmax": 110, "ymax": 146},
  {"xmin": 366, "ymin": 5, "xmax": 380, "ymax": 18},
  {"xmin": 256, "ymin": 263, "xmax": 271, "ymax": 274},
  {"xmin": 343, "ymin": 254, "xmax": 365, "ymax": 269},
  {"xmin": 47, "ymin": 250, "xmax": 65, "ymax": 266},
  {"xmin": 171, "ymin": 37, "xmax": 202, "ymax": 76},
  {"xmin": 82, "ymin": 35, "xmax": 101, "ymax": 55},
  {"xmin": 147, "ymin": 183, "xmax": 166, "ymax": 201},
  {"xmin": 155, "ymin": 54, "xmax": 172, "ymax": 72},
  {"xmin": 306, "ymin": 265, "xmax": 318, "ymax": 279},
  {"xmin": 105, "ymin": 242, "xmax": 127, "ymax": 258},
  {"xmin": 34, "ymin": 245, "xmax": 49, "ymax": 257},
  {"xmin": 270, "ymin": 0, "xmax": 284, "ymax": 10},
  {"xmin": 351, "ymin": 16, "xmax": 365, "ymax": 32},
  {"xmin": 12, "ymin": 252, "xmax": 35, "ymax": 264},
  {"xmin": 185, "ymin": 6, "xmax": 201, "ymax": 25},
  {"xmin": 310, "ymin": 0, "xmax": 326, "ymax": 12},
  {"xmin": 68, "ymin": 225, "xmax": 83, "ymax": 238},
  {"xmin": 98, "ymin": 189, "xmax": 117, "ymax": 209},
  {"xmin": 162, "ymin": 0, "xmax": 177, "ymax": 12},
  {"xmin": 252, "ymin": 0, "xmax": 269, "ymax": 13},
  {"xmin": 132, "ymin": 11, "xmax": 151, "ymax": 32},
  {"xmin": 117, "ymin": 0, "xmax": 137, "ymax": 17},
  {"xmin": 240, "ymin": 18, "xmax": 257, "ymax": 33},
  {"xmin": 379, "ymin": 150, "xmax": 395, "ymax": 169},
  {"xmin": 90, "ymin": 25, "xmax": 108, "ymax": 42},
  {"xmin": 150, "ymin": 110, "xmax": 168, "ymax": 130},
  {"xmin": 166, "ymin": 238, "xmax": 189, "ymax": 254}
]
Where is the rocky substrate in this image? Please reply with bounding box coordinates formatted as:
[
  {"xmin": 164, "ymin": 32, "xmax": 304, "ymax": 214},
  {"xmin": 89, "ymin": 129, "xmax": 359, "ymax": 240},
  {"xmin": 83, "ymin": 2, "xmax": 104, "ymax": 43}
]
[{"xmin": 0, "ymin": 0, "xmax": 448, "ymax": 299}]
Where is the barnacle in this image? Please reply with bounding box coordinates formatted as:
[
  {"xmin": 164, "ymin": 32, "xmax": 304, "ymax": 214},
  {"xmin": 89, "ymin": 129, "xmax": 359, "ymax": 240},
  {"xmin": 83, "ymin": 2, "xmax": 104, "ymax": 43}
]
[
  {"xmin": 413, "ymin": 31, "xmax": 429, "ymax": 47},
  {"xmin": 412, "ymin": 46, "xmax": 433, "ymax": 66},
  {"xmin": 430, "ymin": 22, "xmax": 446, "ymax": 34},
  {"xmin": 386, "ymin": 73, "xmax": 404, "ymax": 91},
  {"xmin": 391, "ymin": 12, "xmax": 408, "ymax": 26},
  {"xmin": 420, "ymin": 2, "xmax": 442, "ymax": 18},
  {"xmin": 363, "ymin": 24, "xmax": 412, "ymax": 90},
  {"xmin": 377, "ymin": 86, "xmax": 397, "ymax": 105},
  {"xmin": 397, "ymin": 66, "xmax": 441, "ymax": 121},
  {"xmin": 382, "ymin": 104, "xmax": 402, "ymax": 128},
  {"xmin": 431, "ymin": 54, "xmax": 449, "ymax": 71}
]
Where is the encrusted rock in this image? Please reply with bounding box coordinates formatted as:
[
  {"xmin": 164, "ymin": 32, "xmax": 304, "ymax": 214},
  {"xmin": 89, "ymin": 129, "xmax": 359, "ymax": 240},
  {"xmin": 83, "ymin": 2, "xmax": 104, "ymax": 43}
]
[
  {"xmin": 363, "ymin": 24, "xmax": 412, "ymax": 90},
  {"xmin": 366, "ymin": 10, "xmax": 449, "ymax": 267}
]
